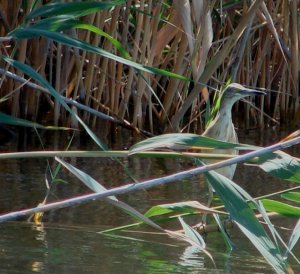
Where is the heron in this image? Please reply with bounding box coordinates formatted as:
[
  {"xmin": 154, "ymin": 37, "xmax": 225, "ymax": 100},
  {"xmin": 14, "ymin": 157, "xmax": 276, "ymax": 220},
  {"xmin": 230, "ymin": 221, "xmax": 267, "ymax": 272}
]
[{"xmin": 202, "ymin": 83, "xmax": 265, "ymax": 211}]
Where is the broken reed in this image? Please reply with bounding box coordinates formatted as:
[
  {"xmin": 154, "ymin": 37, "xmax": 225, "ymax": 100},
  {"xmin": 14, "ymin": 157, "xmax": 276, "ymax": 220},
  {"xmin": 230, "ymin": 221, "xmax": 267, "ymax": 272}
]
[{"xmin": 0, "ymin": 1, "xmax": 299, "ymax": 133}]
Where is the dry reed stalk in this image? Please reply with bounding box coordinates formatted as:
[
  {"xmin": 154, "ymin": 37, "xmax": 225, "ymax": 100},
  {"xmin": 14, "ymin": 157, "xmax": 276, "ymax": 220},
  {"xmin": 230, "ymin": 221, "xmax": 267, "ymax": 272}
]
[
  {"xmin": 169, "ymin": 0, "xmax": 265, "ymax": 130},
  {"xmin": 116, "ymin": 0, "xmax": 131, "ymax": 117},
  {"xmin": 145, "ymin": 3, "xmax": 162, "ymax": 122},
  {"xmin": 280, "ymin": 68, "xmax": 288, "ymax": 123},
  {"xmin": 11, "ymin": 39, "xmax": 27, "ymax": 118},
  {"xmin": 145, "ymin": 5, "xmax": 161, "ymax": 132},
  {"xmin": 271, "ymin": 47, "xmax": 283, "ymax": 122},
  {"xmin": 251, "ymin": 28, "xmax": 269, "ymax": 127},
  {"xmin": 289, "ymin": 0, "xmax": 299, "ymax": 117},
  {"xmin": 259, "ymin": 61, "xmax": 266, "ymax": 127},
  {"xmin": 156, "ymin": 0, "xmax": 208, "ymax": 128},
  {"xmin": 1, "ymin": 1, "xmax": 300, "ymax": 133},
  {"xmin": 244, "ymin": 40, "xmax": 251, "ymax": 129},
  {"xmin": 152, "ymin": 8, "xmax": 179, "ymax": 64},
  {"xmin": 131, "ymin": 1, "xmax": 152, "ymax": 128},
  {"xmin": 160, "ymin": 33, "xmax": 188, "ymax": 125},
  {"xmin": 32, "ymin": 37, "xmax": 50, "ymax": 120},
  {"xmin": 9, "ymin": 1, "xmax": 30, "ymax": 117},
  {"xmin": 108, "ymin": 59, "xmax": 117, "ymax": 111},
  {"xmin": 26, "ymin": 38, "xmax": 39, "ymax": 119},
  {"xmin": 0, "ymin": 4, "xmax": 10, "ymax": 34},
  {"xmin": 92, "ymin": 9, "xmax": 118, "ymax": 128},
  {"xmin": 114, "ymin": 63, "xmax": 123, "ymax": 114},
  {"xmin": 18, "ymin": 1, "xmax": 48, "ymax": 120},
  {"xmin": 279, "ymin": 0, "xmax": 290, "ymax": 122},
  {"xmin": 264, "ymin": 57, "xmax": 271, "ymax": 112},
  {"xmin": 0, "ymin": 2, "xmax": 10, "ymax": 103},
  {"xmin": 193, "ymin": 1, "xmax": 213, "ymax": 128},
  {"xmin": 54, "ymin": 43, "xmax": 62, "ymax": 126},
  {"xmin": 152, "ymin": 30, "xmax": 182, "ymax": 104},
  {"xmin": 107, "ymin": 7, "xmax": 120, "ymax": 116},
  {"xmin": 83, "ymin": 12, "xmax": 105, "ymax": 122},
  {"xmin": 69, "ymin": 15, "xmax": 98, "ymax": 128},
  {"xmin": 138, "ymin": 3, "xmax": 170, "ymax": 132},
  {"xmin": 118, "ymin": 0, "xmax": 144, "ymax": 121}
]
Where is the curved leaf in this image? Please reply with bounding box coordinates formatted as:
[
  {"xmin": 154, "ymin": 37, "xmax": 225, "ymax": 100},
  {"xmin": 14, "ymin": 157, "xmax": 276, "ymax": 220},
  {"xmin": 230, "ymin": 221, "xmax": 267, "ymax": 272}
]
[
  {"xmin": 29, "ymin": 16, "xmax": 130, "ymax": 59},
  {"xmin": 213, "ymin": 213, "xmax": 235, "ymax": 251},
  {"xmin": 205, "ymin": 171, "xmax": 288, "ymax": 273},
  {"xmin": 0, "ymin": 112, "xmax": 70, "ymax": 130},
  {"xmin": 27, "ymin": 1, "xmax": 125, "ymax": 19},
  {"xmin": 9, "ymin": 28, "xmax": 189, "ymax": 81},
  {"xmin": 1, "ymin": 55, "xmax": 107, "ymax": 151},
  {"xmin": 55, "ymin": 157, "xmax": 164, "ymax": 230},
  {"xmin": 285, "ymin": 218, "xmax": 300, "ymax": 259},
  {"xmin": 281, "ymin": 192, "xmax": 300, "ymax": 204},
  {"xmin": 261, "ymin": 199, "xmax": 300, "ymax": 217},
  {"xmin": 144, "ymin": 201, "xmax": 225, "ymax": 218},
  {"xmin": 129, "ymin": 133, "xmax": 254, "ymax": 154},
  {"xmin": 251, "ymin": 152, "xmax": 300, "ymax": 183},
  {"xmin": 178, "ymin": 217, "xmax": 215, "ymax": 265}
]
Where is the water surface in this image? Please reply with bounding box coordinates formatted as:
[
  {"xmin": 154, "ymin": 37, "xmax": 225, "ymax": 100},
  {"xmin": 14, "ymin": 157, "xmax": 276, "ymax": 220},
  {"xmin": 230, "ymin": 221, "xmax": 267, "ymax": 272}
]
[{"xmin": 0, "ymin": 127, "xmax": 299, "ymax": 273}]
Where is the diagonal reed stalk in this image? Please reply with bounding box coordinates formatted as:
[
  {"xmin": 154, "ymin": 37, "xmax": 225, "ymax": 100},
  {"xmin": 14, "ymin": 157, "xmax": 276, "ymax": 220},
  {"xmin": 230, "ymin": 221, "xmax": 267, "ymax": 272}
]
[{"xmin": 0, "ymin": 134, "xmax": 299, "ymax": 222}]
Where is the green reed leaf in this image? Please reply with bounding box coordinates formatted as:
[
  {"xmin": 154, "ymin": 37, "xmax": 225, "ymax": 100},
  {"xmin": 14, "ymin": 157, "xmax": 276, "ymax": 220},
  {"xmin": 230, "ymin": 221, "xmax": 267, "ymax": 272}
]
[
  {"xmin": 285, "ymin": 218, "xmax": 300, "ymax": 259},
  {"xmin": 0, "ymin": 112, "xmax": 70, "ymax": 130},
  {"xmin": 1, "ymin": 55, "xmax": 107, "ymax": 151},
  {"xmin": 250, "ymin": 152, "xmax": 300, "ymax": 183},
  {"xmin": 205, "ymin": 170, "xmax": 288, "ymax": 274},
  {"xmin": 55, "ymin": 157, "xmax": 163, "ymax": 230},
  {"xmin": 27, "ymin": 1, "xmax": 125, "ymax": 19},
  {"xmin": 29, "ymin": 16, "xmax": 130, "ymax": 59},
  {"xmin": 144, "ymin": 201, "xmax": 225, "ymax": 218},
  {"xmin": 10, "ymin": 28, "xmax": 189, "ymax": 81},
  {"xmin": 281, "ymin": 192, "xmax": 300, "ymax": 204},
  {"xmin": 129, "ymin": 133, "xmax": 253, "ymax": 154},
  {"xmin": 261, "ymin": 199, "xmax": 300, "ymax": 217}
]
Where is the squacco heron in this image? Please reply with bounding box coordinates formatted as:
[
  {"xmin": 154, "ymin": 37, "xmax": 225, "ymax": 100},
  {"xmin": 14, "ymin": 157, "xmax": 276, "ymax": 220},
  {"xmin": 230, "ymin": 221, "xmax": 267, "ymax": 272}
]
[{"xmin": 202, "ymin": 83, "xmax": 265, "ymax": 208}]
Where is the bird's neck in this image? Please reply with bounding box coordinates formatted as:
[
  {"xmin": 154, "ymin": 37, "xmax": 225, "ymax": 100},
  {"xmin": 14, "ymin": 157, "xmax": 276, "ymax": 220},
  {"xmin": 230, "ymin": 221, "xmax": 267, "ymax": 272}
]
[
  {"xmin": 217, "ymin": 103, "xmax": 233, "ymax": 120},
  {"xmin": 220, "ymin": 98, "xmax": 235, "ymax": 112}
]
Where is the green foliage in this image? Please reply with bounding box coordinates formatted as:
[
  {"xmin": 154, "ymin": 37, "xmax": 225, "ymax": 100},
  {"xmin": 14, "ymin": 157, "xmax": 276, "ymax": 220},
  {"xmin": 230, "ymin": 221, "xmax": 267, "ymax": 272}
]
[
  {"xmin": 55, "ymin": 157, "xmax": 163, "ymax": 230},
  {"xmin": 213, "ymin": 213, "xmax": 235, "ymax": 251},
  {"xmin": 2, "ymin": 55, "xmax": 108, "ymax": 151},
  {"xmin": 29, "ymin": 16, "xmax": 131, "ymax": 58},
  {"xmin": 178, "ymin": 216, "xmax": 215, "ymax": 264},
  {"xmin": 250, "ymin": 152, "xmax": 300, "ymax": 183},
  {"xmin": 285, "ymin": 218, "xmax": 300, "ymax": 260},
  {"xmin": 281, "ymin": 192, "xmax": 300, "ymax": 203},
  {"xmin": 144, "ymin": 201, "xmax": 226, "ymax": 218},
  {"xmin": 129, "ymin": 133, "xmax": 253, "ymax": 154},
  {"xmin": 26, "ymin": 1, "xmax": 125, "ymax": 19},
  {"xmin": 261, "ymin": 199, "xmax": 300, "ymax": 217},
  {"xmin": 0, "ymin": 131, "xmax": 300, "ymax": 272},
  {"xmin": 9, "ymin": 28, "xmax": 189, "ymax": 81},
  {"xmin": 205, "ymin": 170, "xmax": 288, "ymax": 273},
  {"xmin": 0, "ymin": 112, "xmax": 51, "ymax": 129},
  {"xmin": 1, "ymin": 0, "xmax": 300, "ymax": 270}
]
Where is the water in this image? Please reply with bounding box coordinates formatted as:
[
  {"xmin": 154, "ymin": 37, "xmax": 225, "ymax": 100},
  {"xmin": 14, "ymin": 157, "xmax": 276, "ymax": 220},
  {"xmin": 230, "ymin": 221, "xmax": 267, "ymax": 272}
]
[
  {"xmin": 0, "ymin": 127, "xmax": 299, "ymax": 273},
  {"xmin": 0, "ymin": 221, "xmax": 278, "ymax": 274}
]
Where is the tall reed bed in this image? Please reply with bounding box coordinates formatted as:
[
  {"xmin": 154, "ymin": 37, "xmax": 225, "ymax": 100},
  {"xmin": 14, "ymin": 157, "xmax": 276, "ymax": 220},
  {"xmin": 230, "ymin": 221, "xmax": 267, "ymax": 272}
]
[{"xmin": 0, "ymin": 1, "xmax": 299, "ymax": 133}]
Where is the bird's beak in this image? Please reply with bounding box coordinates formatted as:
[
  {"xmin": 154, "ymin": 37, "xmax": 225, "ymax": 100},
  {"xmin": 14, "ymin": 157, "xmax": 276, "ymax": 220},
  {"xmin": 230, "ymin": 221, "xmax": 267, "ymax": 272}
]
[{"xmin": 240, "ymin": 88, "xmax": 266, "ymax": 96}]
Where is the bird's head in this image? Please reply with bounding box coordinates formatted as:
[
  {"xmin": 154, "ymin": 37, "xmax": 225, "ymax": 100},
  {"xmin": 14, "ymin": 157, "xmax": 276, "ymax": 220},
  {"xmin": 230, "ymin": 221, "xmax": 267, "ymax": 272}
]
[{"xmin": 221, "ymin": 83, "xmax": 266, "ymax": 107}]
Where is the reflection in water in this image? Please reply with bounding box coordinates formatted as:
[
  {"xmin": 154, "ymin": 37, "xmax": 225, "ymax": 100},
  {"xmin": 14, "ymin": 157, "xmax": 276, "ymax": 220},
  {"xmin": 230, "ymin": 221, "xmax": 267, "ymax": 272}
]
[
  {"xmin": 179, "ymin": 246, "xmax": 205, "ymax": 269},
  {"xmin": 32, "ymin": 224, "xmax": 48, "ymax": 273},
  {"xmin": 32, "ymin": 261, "xmax": 44, "ymax": 273},
  {"xmin": 0, "ymin": 128, "xmax": 300, "ymax": 273}
]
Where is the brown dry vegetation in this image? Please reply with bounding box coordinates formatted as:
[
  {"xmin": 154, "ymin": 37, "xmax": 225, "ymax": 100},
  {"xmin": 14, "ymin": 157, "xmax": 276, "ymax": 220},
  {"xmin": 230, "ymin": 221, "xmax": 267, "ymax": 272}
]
[{"xmin": 0, "ymin": 0, "xmax": 299, "ymax": 134}]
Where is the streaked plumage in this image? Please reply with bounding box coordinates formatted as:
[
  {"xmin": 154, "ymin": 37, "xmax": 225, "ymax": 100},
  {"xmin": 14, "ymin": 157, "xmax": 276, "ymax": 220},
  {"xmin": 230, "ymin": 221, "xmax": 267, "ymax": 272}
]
[{"xmin": 202, "ymin": 83, "xmax": 265, "ymax": 191}]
